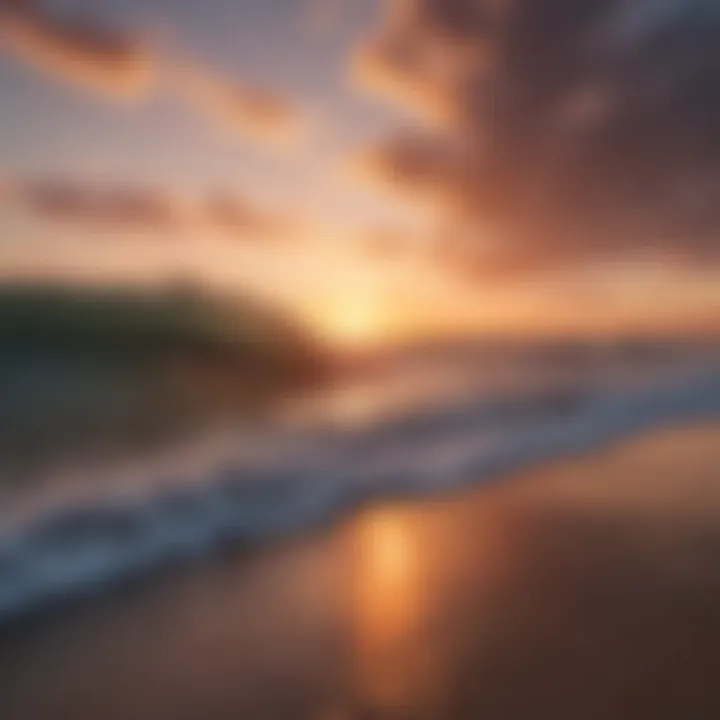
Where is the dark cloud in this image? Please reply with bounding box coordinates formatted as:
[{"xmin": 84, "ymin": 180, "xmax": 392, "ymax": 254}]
[
  {"xmin": 0, "ymin": 0, "xmax": 154, "ymax": 98},
  {"xmin": 356, "ymin": 0, "xmax": 720, "ymax": 275}
]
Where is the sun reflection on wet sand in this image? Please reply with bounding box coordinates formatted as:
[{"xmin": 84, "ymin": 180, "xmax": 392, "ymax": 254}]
[
  {"xmin": 344, "ymin": 490, "xmax": 557, "ymax": 718},
  {"xmin": 348, "ymin": 505, "xmax": 476, "ymax": 717},
  {"xmin": 350, "ymin": 508, "xmax": 434, "ymax": 713}
]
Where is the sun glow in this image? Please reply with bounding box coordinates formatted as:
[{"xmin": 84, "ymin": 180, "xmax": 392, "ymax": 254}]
[{"xmin": 306, "ymin": 293, "xmax": 395, "ymax": 349}]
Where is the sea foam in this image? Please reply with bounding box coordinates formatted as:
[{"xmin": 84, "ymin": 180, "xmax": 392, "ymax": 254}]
[{"xmin": 0, "ymin": 359, "xmax": 719, "ymax": 624}]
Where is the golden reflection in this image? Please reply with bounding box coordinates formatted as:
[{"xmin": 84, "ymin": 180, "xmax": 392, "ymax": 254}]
[
  {"xmin": 350, "ymin": 507, "xmax": 443, "ymax": 713},
  {"xmin": 355, "ymin": 509, "xmax": 421, "ymax": 637}
]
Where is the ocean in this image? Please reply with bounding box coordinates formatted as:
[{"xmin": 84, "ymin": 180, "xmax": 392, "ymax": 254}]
[{"xmin": 0, "ymin": 340, "xmax": 719, "ymax": 624}]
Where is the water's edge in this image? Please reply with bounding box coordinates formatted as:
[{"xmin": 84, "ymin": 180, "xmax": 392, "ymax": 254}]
[{"xmin": 1, "ymin": 372, "xmax": 720, "ymax": 626}]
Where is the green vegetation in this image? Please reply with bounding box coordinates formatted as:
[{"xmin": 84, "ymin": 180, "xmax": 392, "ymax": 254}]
[
  {"xmin": 0, "ymin": 282, "xmax": 316, "ymax": 357},
  {"xmin": 0, "ymin": 283, "xmax": 325, "ymax": 481}
]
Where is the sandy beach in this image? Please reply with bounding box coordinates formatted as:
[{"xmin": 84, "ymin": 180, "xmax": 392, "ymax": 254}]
[{"xmin": 1, "ymin": 423, "xmax": 720, "ymax": 720}]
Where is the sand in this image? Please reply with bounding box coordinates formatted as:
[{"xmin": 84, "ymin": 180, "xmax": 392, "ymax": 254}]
[{"xmin": 1, "ymin": 424, "xmax": 720, "ymax": 719}]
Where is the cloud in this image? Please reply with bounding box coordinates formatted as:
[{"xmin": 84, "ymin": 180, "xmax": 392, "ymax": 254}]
[
  {"xmin": 0, "ymin": 2, "xmax": 307, "ymax": 149},
  {"xmin": 174, "ymin": 64, "xmax": 310, "ymax": 148},
  {"xmin": 353, "ymin": 132, "xmax": 470, "ymax": 207},
  {"xmin": 11, "ymin": 179, "xmax": 186, "ymax": 230},
  {"xmin": 205, "ymin": 193, "xmax": 294, "ymax": 238},
  {"xmin": 353, "ymin": 0, "xmax": 495, "ymax": 126},
  {"xmin": 354, "ymin": 0, "xmax": 720, "ymax": 276},
  {"xmin": 0, "ymin": 0, "xmax": 155, "ymax": 99},
  {"xmin": 4, "ymin": 176, "xmax": 297, "ymax": 240}
]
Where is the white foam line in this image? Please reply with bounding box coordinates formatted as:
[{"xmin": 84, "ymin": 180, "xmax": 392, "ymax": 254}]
[{"xmin": 0, "ymin": 372, "xmax": 719, "ymax": 624}]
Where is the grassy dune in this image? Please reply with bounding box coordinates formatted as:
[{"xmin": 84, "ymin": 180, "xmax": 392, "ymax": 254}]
[{"xmin": 0, "ymin": 283, "xmax": 325, "ymax": 479}]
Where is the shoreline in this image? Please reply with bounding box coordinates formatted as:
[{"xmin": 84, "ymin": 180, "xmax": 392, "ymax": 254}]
[
  {"xmin": 1, "ymin": 422, "xmax": 720, "ymax": 718},
  {"xmin": 1, "ymin": 368, "xmax": 720, "ymax": 626}
]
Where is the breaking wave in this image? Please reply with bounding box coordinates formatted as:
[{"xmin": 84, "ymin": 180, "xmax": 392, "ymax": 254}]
[{"xmin": 0, "ymin": 357, "xmax": 719, "ymax": 624}]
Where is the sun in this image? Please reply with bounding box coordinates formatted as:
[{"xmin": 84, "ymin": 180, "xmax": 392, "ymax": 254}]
[{"xmin": 314, "ymin": 293, "xmax": 391, "ymax": 349}]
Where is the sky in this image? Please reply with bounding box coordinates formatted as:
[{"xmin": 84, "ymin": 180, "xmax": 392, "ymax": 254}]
[{"xmin": 0, "ymin": 0, "xmax": 718, "ymax": 346}]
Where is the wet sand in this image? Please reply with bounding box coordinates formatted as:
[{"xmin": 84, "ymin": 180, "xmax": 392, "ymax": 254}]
[{"xmin": 1, "ymin": 424, "xmax": 720, "ymax": 719}]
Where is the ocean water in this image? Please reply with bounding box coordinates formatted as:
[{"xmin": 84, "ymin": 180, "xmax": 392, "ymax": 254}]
[{"xmin": 0, "ymin": 342, "xmax": 719, "ymax": 624}]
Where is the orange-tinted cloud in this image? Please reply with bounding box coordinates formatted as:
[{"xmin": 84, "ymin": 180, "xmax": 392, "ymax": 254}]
[
  {"xmin": 353, "ymin": 132, "xmax": 470, "ymax": 210},
  {"xmin": 354, "ymin": 0, "xmax": 720, "ymax": 276},
  {"xmin": 353, "ymin": 0, "xmax": 494, "ymax": 127},
  {"xmin": 5, "ymin": 176, "xmax": 297, "ymax": 240},
  {"xmin": 0, "ymin": 2, "xmax": 305, "ymax": 151},
  {"xmin": 175, "ymin": 64, "xmax": 310, "ymax": 148},
  {"xmin": 205, "ymin": 193, "xmax": 295, "ymax": 238},
  {"xmin": 0, "ymin": 3, "xmax": 309, "ymax": 151},
  {"xmin": 0, "ymin": 0, "xmax": 154, "ymax": 99},
  {"xmin": 12, "ymin": 179, "xmax": 185, "ymax": 230}
]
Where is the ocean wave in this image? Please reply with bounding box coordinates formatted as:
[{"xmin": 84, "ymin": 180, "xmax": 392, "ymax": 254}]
[{"xmin": 0, "ymin": 369, "xmax": 720, "ymax": 624}]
